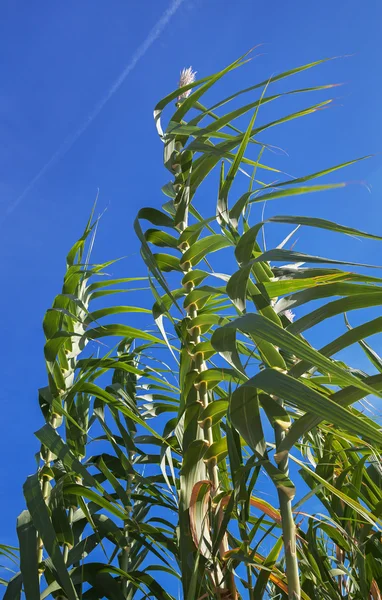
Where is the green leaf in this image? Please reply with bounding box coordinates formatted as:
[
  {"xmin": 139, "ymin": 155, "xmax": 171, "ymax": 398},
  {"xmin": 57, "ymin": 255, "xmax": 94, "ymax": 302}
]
[
  {"xmin": 198, "ymin": 399, "xmax": 228, "ymax": 427},
  {"xmin": 289, "ymin": 292, "xmax": 382, "ymax": 335},
  {"xmin": 229, "ymin": 384, "xmax": 266, "ymax": 457},
  {"xmin": 145, "ymin": 228, "xmax": 179, "ymax": 248},
  {"xmin": 344, "ymin": 314, "xmax": 382, "ymax": 373},
  {"xmin": 180, "ymin": 234, "xmax": 232, "ymax": 268},
  {"xmin": 154, "ymin": 253, "xmax": 182, "ymax": 272},
  {"xmin": 218, "ymin": 82, "xmax": 268, "ymax": 224},
  {"xmin": 3, "ymin": 573, "xmax": 22, "ymax": 600},
  {"xmin": 254, "ymin": 248, "xmax": 380, "ymax": 270},
  {"xmin": 275, "ymin": 280, "xmax": 382, "ymax": 315},
  {"xmin": 66, "ymin": 534, "xmax": 99, "ymax": 566},
  {"xmin": 92, "ymin": 514, "xmax": 128, "ymax": 550},
  {"xmin": 292, "ymin": 454, "xmax": 382, "ymax": 527},
  {"xmin": 34, "ymin": 425, "xmax": 101, "ymax": 490},
  {"xmin": 290, "ymin": 315, "xmax": 382, "ymax": 379},
  {"xmin": 203, "ymin": 438, "xmax": 228, "ymax": 464},
  {"xmin": 238, "ymin": 180, "xmax": 348, "ymax": 212},
  {"xmin": 49, "ymin": 479, "xmax": 74, "ymax": 547},
  {"xmin": 267, "ymin": 211, "xmax": 379, "ymax": 238},
  {"xmin": 84, "ymin": 323, "xmax": 166, "ymax": 345},
  {"xmin": 212, "ymin": 312, "xmax": 286, "ymax": 371},
  {"xmin": 95, "ymin": 457, "xmax": 130, "ymax": 506},
  {"xmin": 63, "ymin": 484, "xmax": 126, "ymax": 521},
  {"xmin": 212, "ymin": 313, "xmax": 382, "ymax": 398},
  {"xmin": 186, "ymin": 84, "xmax": 338, "ymax": 141},
  {"xmin": 253, "ymin": 536, "xmax": 283, "ymax": 598},
  {"xmin": 134, "ymin": 208, "xmax": 180, "ymax": 308},
  {"xmin": 23, "ymin": 474, "xmax": 78, "ymax": 600},
  {"xmin": 278, "ymin": 373, "xmax": 382, "ymax": 455},
  {"xmin": 318, "ymin": 523, "xmax": 351, "ymax": 553},
  {"xmin": 207, "ymin": 56, "xmax": 336, "ymax": 113},
  {"xmin": 77, "ymin": 383, "xmax": 169, "ymax": 444},
  {"xmin": 188, "ymin": 480, "xmax": 212, "ymax": 559},
  {"xmin": 236, "ymin": 211, "xmax": 380, "ymax": 264},
  {"xmin": 85, "ymin": 305, "xmax": 151, "ymax": 324},
  {"xmin": 17, "ymin": 511, "xmax": 39, "ymax": 600},
  {"xmin": 247, "ymin": 369, "xmax": 382, "ymax": 445}
]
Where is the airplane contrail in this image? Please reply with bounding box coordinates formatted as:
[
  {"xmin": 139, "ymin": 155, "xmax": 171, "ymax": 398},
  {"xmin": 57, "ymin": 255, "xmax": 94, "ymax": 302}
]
[{"xmin": 4, "ymin": 0, "xmax": 185, "ymax": 219}]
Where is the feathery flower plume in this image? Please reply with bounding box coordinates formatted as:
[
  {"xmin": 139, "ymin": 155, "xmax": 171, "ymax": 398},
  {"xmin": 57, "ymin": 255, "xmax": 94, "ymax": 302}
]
[{"xmin": 178, "ymin": 67, "xmax": 197, "ymax": 100}]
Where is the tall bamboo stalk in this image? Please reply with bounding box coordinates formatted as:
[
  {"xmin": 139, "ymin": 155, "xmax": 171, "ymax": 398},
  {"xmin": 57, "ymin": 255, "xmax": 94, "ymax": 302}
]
[
  {"xmin": 275, "ymin": 410, "xmax": 301, "ymax": 600},
  {"xmin": 37, "ymin": 413, "xmax": 58, "ymax": 572},
  {"xmin": 121, "ymin": 458, "xmax": 134, "ymax": 598},
  {"xmin": 173, "ymin": 74, "xmax": 235, "ymax": 598}
]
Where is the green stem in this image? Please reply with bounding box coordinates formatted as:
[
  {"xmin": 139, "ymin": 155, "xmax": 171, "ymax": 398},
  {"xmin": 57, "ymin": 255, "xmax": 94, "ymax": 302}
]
[
  {"xmin": 63, "ymin": 506, "xmax": 74, "ymax": 564},
  {"xmin": 172, "ymin": 133, "xmax": 236, "ymax": 598},
  {"xmin": 121, "ymin": 452, "xmax": 134, "ymax": 598},
  {"xmin": 275, "ymin": 415, "xmax": 300, "ymax": 600},
  {"xmin": 37, "ymin": 413, "xmax": 58, "ymax": 571},
  {"xmin": 247, "ymin": 567, "xmax": 254, "ymax": 600},
  {"xmin": 178, "ymin": 223, "xmax": 234, "ymax": 598}
]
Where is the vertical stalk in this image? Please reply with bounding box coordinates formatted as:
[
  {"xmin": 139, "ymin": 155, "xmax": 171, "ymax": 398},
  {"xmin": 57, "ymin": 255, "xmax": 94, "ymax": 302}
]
[
  {"xmin": 182, "ymin": 282, "xmax": 228, "ymax": 597},
  {"xmin": 245, "ymin": 248, "xmax": 299, "ymax": 597},
  {"xmin": 35, "ymin": 230, "xmax": 91, "ymax": 595},
  {"xmin": 172, "ymin": 144, "xmax": 203, "ymax": 597},
  {"xmin": 239, "ymin": 521, "xmax": 254, "ymax": 600},
  {"xmin": 190, "ymin": 310, "xmax": 219, "ymax": 491},
  {"xmin": 174, "ymin": 150, "xmax": 218, "ymax": 492},
  {"xmin": 63, "ymin": 474, "xmax": 82, "ymax": 566},
  {"xmin": 275, "ymin": 408, "xmax": 300, "ymax": 600},
  {"xmin": 37, "ymin": 413, "xmax": 58, "ymax": 573},
  {"xmin": 62, "ymin": 507, "xmax": 74, "ymax": 564},
  {"xmin": 247, "ymin": 566, "xmax": 255, "ymax": 600},
  {"xmin": 173, "ymin": 141, "xmax": 235, "ymax": 598},
  {"xmin": 121, "ymin": 449, "xmax": 134, "ymax": 598}
]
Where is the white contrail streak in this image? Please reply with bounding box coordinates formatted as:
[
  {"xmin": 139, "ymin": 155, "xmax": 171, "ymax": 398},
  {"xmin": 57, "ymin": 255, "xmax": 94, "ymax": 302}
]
[{"xmin": 4, "ymin": 0, "xmax": 184, "ymax": 218}]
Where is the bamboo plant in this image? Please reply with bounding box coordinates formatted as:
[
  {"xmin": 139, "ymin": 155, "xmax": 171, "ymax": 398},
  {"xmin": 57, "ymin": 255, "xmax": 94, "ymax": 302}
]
[{"xmin": 2, "ymin": 51, "xmax": 382, "ymax": 600}]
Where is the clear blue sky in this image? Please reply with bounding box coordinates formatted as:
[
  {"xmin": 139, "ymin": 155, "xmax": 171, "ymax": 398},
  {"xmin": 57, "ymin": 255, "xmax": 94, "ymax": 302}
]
[{"xmin": 1, "ymin": 0, "xmax": 382, "ymax": 555}]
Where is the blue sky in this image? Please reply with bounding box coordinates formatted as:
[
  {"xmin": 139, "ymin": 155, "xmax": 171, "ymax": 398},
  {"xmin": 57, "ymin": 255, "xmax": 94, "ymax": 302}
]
[{"xmin": 1, "ymin": 0, "xmax": 382, "ymax": 565}]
